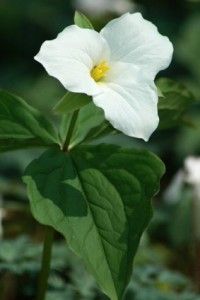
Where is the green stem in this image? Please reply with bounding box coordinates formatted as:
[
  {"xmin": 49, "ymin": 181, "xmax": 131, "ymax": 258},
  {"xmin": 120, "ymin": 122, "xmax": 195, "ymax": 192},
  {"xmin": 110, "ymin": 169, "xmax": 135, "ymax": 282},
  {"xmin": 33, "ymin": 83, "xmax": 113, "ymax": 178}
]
[
  {"xmin": 36, "ymin": 110, "xmax": 79, "ymax": 300},
  {"xmin": 36, "ymin": 108, "xmax": 79, "ymax": 300},
  {"xmin": 36, "ymin": 226, "xmax": 54, "ymax": 300},
  {"xmin": 62, "ymin": 110, "xmax": 79, "ymax": 152}
]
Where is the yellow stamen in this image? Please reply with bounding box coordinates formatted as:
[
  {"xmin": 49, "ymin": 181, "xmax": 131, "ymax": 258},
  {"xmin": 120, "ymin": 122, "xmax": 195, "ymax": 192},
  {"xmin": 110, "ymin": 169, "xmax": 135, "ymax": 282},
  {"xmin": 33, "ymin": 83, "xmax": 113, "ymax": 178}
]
[{"xmin": 91, "ymin": 61, "xmax": 110, "ymax": 82}]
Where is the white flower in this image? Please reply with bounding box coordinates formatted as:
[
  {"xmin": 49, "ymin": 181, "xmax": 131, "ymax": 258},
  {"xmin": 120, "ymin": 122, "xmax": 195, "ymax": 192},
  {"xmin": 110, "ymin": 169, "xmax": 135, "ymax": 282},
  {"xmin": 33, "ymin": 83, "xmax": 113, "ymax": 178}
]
[
  {"xmin": 75, "ymin": 0, "xmax": 135, "ymax": 17},
  {"xmin": 0, "ymin": 197, "xmax": 4, "ymax": 239},
  {"xmin": 185, "ymin": 157, "xmax": 200, "ymax": 186},
  {"xmin": 185, "ymin": 157, "xmax": 200, "ymax": 240},
  {"xmin": 163, "ymin": 170, "xmax": 185, "ymax": 204},
  {"xmin": 35, "ymin": 13, "xmax": 173, "ymax": 141}
]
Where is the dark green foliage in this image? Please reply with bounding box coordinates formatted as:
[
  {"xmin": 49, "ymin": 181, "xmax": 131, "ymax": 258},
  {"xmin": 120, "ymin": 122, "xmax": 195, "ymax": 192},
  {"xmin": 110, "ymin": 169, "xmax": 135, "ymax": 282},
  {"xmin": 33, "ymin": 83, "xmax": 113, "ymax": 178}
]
[
  {"xmin": 0, "ymin": 90, "xmax": 60, "ymax": 152},
  {"xmin": 157, "ymin": 78, "xmax": 195, "ymax": 130},
  {"xmin": 54, "ymin": 92, "xmax": 92, "ymax": 114},
  {"xmin": 23, "ymin": 144, "xmax": 165, "ymax": 299}
]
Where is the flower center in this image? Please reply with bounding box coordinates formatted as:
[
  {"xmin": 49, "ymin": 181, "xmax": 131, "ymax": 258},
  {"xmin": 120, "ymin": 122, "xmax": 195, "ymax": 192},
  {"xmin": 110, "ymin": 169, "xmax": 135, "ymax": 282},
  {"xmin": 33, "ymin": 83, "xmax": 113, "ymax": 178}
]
[{"xmin": 91, "ymin": 61, "xmax": 110, "ymax": 82}]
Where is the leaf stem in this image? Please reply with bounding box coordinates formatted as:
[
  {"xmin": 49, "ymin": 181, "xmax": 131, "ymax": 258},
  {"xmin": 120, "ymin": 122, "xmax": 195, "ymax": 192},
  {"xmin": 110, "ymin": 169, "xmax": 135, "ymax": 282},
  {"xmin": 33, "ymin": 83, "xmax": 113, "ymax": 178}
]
[
  {"xmin": 36, "ymin": 110, "xmax": 79, "ymax": 299},
  {"xmin": 62, "ymin": 110, "xmax": 79, "ymax": 151},
  {"xmin": 36, "ymin": 226, "xmax": 54, "ymax": 300}
]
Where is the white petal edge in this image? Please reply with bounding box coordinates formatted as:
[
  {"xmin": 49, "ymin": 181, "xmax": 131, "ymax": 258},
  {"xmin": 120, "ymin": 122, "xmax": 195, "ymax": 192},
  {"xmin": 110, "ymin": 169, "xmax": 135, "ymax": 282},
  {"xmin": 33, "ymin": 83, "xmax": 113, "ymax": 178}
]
[
  {"xmin": 93, "ymin": 79, "xmax": 159, "ymax": 141},
  {"xmin": 100, "ymin": 12, "xmax": 173, "ymax": 79},
  {"xmin": 34, "ymin": 25, "xmax": 110, "ymax": 96}
]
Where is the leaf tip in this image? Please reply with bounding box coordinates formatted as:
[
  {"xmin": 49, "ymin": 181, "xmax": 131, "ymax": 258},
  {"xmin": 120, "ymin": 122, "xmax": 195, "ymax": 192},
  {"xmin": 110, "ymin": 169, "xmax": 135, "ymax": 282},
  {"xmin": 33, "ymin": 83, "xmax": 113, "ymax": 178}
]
[{"xmin": 74, "ymin": 10, "xmax": 94, "ymax": 29}]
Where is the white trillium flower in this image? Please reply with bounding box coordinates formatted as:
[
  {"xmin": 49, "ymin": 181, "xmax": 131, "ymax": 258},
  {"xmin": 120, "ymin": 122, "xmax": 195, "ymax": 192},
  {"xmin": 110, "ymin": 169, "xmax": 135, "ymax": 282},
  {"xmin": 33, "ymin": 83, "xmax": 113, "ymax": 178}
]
[
  {"xmin": 185, "ymin": 157, "xmax": 200, "ymax": 186},
  {"xmin": 185, "ymin": 157, "xmax": 200, "ymax": 240},
  {"xmin": 35, "ymin": 13, "xmax": 173, "ymax": 141}
]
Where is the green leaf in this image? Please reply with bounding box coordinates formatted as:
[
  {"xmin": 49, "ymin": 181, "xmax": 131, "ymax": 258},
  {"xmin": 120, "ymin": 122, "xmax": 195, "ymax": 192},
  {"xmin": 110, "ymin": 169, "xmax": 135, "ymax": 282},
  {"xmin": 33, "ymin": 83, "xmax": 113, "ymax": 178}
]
[
  {"xmin": 74, "ymin": 11, "xmax": 94, "ymax": 29},
  {"xmin": 59, "ymin": 102, "xmax": 115, "ymax": 149},
  {"xmin": 0, "ymin": 90, "xmax": 60, "ymax": 152},
  {"xmin": 54, "ymin": 92, "xmax": 91, "ymax": 114},
  {"xmin": 157, "ymin": 78, "xmax": 195, "ymax": 130},
  {"xmin": 23, "ymin": 144, "xmax": 165, "ymax": 300}
]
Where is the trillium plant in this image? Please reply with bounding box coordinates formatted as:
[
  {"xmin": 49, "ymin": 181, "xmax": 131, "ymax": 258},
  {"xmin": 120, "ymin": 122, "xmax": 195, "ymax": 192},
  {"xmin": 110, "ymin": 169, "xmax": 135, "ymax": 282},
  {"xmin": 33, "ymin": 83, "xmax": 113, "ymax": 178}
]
[{"xmin": 1, "ymin": 10, "xmax": 194, "ymax": 300}]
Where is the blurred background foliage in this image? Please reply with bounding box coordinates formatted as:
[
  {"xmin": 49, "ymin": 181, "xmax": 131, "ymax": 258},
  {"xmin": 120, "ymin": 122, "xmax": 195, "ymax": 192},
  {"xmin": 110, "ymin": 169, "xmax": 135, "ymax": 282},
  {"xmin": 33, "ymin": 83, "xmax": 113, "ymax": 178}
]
[{"xmin": 0, "ymin": 0, "xmax": 200, "ymax": 299}]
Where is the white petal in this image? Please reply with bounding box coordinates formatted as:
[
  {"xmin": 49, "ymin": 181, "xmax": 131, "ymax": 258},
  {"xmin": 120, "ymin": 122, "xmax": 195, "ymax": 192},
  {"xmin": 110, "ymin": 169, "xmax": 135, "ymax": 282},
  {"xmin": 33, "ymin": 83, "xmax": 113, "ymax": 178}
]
[
  {"xmin": 93, "ymin": 62, "xmax": 159, "ymax": 141},
  {"xmin": 185, "ymin": 157, "xmax": 200, "ymax": 185},
  {"xmin": 35, "ymin": 25, "xmax": 110, "ymax": 95},
  {"xmin": 100, "ymin": 12, "xmax": 173, "ymax": 79}
]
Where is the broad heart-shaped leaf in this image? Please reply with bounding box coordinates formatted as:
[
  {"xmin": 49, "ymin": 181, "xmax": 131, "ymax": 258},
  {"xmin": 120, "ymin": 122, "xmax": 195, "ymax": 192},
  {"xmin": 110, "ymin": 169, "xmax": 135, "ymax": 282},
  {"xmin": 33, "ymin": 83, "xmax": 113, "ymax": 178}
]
[
  {"xmin": 59, "ymin": 102, "xmax": 115, "ymax": 149},
  {"xmin": 23, "ymin": 144, "xmax": 165, "ymax": 300},
  {"xmin": 0, "ymin": 90, "xmax": 60, "ymax": 152},
  {"xmin": 74, "ymin": 11, "xmax": 94, "ymax": 29},
  {"xmin": 157, "ymin": 78, "xmax": 195, "ymax": 130},
  {"xmin": 54, "ymin": 92, "xmax": 91, "ymax": 114}
]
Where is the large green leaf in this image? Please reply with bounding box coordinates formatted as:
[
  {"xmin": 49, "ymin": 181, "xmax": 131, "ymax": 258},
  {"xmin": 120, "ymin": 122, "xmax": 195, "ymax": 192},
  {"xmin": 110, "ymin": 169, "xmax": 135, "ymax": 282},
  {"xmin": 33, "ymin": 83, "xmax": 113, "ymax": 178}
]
[
  {"xmin": 23, "ymin": 144, "xmax": 165, "ymax": 300},
  {"xmin": 0, "ymin": 90, "xmax": 60, "ymax": 152},
  {"xmin": 74, "ymin": 11, "xmax": 94, "ymax": 29},
  {"xmin": 54, "ymin": 92, "xmax": 91, "ymax": 114},
  {"xmin": 157, "ymin": 78, "xmax": 195, "ymax": 129}
]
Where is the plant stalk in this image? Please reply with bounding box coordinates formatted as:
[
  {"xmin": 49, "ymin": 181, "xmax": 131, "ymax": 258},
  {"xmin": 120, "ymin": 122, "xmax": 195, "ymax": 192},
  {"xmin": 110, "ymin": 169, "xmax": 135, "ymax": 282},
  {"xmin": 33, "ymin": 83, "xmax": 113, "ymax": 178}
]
[
  {"xmin": 36, "ymin": 226, "xmax": 54, "ymax": 300},
  {"xmin": 36, "ymin": 110, "xmax": 79, "ymax": 300},
  {"xmin": 62, "ymin": 110, "xmax": 79, "ymax": 152}
]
